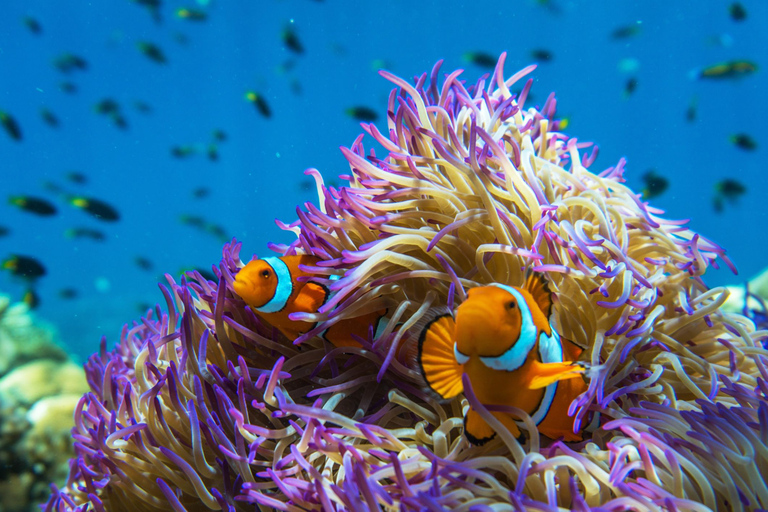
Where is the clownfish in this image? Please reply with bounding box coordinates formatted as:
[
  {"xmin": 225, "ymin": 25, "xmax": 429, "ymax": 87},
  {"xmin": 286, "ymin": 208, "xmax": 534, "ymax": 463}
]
[
  {"xmin": 417, "ymin": 274, "xmax": 589, "ymax": 444},
  {"xmin": 233, "ymin": 255, "xmax": 386, "ymax": 348}
]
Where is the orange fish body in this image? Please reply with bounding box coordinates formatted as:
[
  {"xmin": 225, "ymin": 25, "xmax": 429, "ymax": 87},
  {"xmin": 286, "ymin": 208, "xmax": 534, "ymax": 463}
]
[
  {"xmin": 233, "ymin": 255, "xmax": 385, "ymax": 348},
  {"xmin": 418, "ymin": 275, "xmax": 588, "ymax": 444}
]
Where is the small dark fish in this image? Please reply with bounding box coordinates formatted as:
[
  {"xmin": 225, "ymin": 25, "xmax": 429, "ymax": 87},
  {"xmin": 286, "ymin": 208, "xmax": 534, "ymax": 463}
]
[
  {"xmin": 65, "ymin": 227, "xmax": 106, "ymax": 241},
  {"xmin": 729, "ymin": 133, "xmax": 757, "ymax": 151},
  {"xmin": 171, "ymin": 145, "xmax": 196, "ymax": 159},
  {"xmin": 58, "ymin": 287, "xmax": 78, "ymax": 299},
  {"xmin": 59, "ymin": 81, "xmax": 78, "ymax": 94},
  {"xmin": 370, "ymin": 58, "xmax": 393, "ymax": 72},
  {"xmin": 713, "ymin": 179, "xmax": 747, "ymax": 212},
  {"xmin": 624, "ymin": 77, "xmax": 638, "ymax": 98},
  {"xmin": 179, "ymin": 214, "xmax": 227, "ymax": 241},
  {"xmin": 131, "ymin": 0, "xmax": 162, "ymax": 24},
  {"xmin": 640, "ymin": 169, "xmax": 669, "ymax": 200},
  {"xmin": 136, "ymin": 302, "xmax": 154, "ymax": 313},
  {"xmin": 133, "ymin": 0, "xmax": 161, "ymax": 8},
  {"xmin": 41, "ymin": 181, "xmax": 65, "ymax": 195},
  {"xmin": 685, "ymin": 96, "xmax": 698, "ymax": 122},
  {"xmin": 8, "ymin": 196, "xmax": 57, "ymax": 216},
  {"xmin": 2, "ymin": 255, "xmax": 46, "ymax": 280},
  {"xmin": 0, "ymin": 225, "xmax": 9, "ymax": 237},
  {"xmin": 534, "ymin": 0, "xmax": 561, "ymax": 15},
  {"xmin": 137, "ymin": 41, "xmax": 167, "ymax": 64},
  {"xmin": 112, "ymin": 114, "xmax": 129, "ymax": 130},
  {"xmin": 277, "ymin": 58, "xmax": 298, "ymax": 74},
  {"xmin": 176, "ymin": 8, "xmax": 207, "ymax": 21},
  {"xmin": 530, "ymin": 49, "xmax": 553, "ymax": 62},
  {"xmin": 179, "ymin": 214, "xmax": 206, "ymax": 227},
  {"xmin": 1, "ymin": 111, "xmax": 22, "ymax": 141},
  {"xmin": 53, "ymin": 53, "xmax": 88, "ymax": 74},
  {"xmin": 65, "ymin": 171, "xmax": 88, "ymax": 184},
  {"xmin": 694, "ymin": 60, "xmax": 757, "ymax": 80},
  {"xmin": 463, "ymin": 52, "xmax": 497, "ymax": 69},
  {"xmin": 22, "ymin": 288, "xmax": 40, "ymax": 309},
  {"xmin": 94, "ymin": 98, "xmax": 120, "ymax": 115},
  {"xmin": 207, "ymin": 144, "xmax": 219, "ymax": 161},
  {"xmin": 246, "ymin": 91, "xmax": 271, "ymax": 118},
  {"xmin": 729, "ymin": 2, "xmax": 747, "ymax": 21},
  {"xmin": 192, "ymin": 187, "xmax": 210, "ymax": 199},
  {"xmin": 345, "ymin": 106, "xmax": 378, "ymax": 122},
  {"xmin": 289, "ymin": 78, "xmax": 303, "ymax": 96},
  {"xmin": 205, "ymin": 223, "xmax": 228, "ymax": 241},
  {"xmin": 23, "ymin": 16, "xmax": 42, "ymax": 35},
  {"xmin": 133, "ymin": 100, "xmax": 153, "ymax": 114},
  {"xmin": 95, "ymin": 100, "xmax": 124, "ymax": 129},
  {"xmin": 40, "ymin": 107, "xmax": 59, "ymax": 128},
  {"xmin": 212, "ymin": 129, "xmax": 227, "ymax": 142},
  {"xmin": 611, "ymin": 24, "xmax": 642, "ymax": 40},
  {"xmin": 282, "ymin": 25, "xmax": 304, "ymax": 54},
  {"xmin": 70, "ymin": 196, "xmax": 120, "ymax": 221},
  {"xmin": 298, "ymin": 178, "xmax": 314, "ymax": 191},
  {"xmin": 134, "ymin": 256, "xmax": 154, "ymax": 271}
]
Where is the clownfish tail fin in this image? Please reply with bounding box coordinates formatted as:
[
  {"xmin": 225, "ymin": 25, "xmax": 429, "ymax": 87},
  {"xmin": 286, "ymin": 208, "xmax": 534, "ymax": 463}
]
[{"xmin": 417, "ymin": 310, "xmax": 464, "ymax": 400}]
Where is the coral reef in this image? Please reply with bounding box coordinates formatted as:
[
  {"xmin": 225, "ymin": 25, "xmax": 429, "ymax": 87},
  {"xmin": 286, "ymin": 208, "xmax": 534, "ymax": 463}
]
[
  {"xmin": 0, "ymin": 294, "xmax": 89, "ymax": 512},
  {"xmin": 0, "ymin": 294, "xmax": 68, "ymax": 376},
  {"xmin": 724, "ymin": 266, "xmax": 768, "ymax": 334},
  {"xmin": 46, "ymin": 55, "xmax": 767, "ymax": 511}
]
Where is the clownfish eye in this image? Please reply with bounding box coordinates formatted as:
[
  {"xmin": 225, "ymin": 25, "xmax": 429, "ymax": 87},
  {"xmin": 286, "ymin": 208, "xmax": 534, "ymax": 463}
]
[
  {"xmin": 506, "ymin": 301, "xmax": 516, "ymax": 309},
  {"xmin": 260, "ymin": 269, "xmax": 271, "ymax": 279}
]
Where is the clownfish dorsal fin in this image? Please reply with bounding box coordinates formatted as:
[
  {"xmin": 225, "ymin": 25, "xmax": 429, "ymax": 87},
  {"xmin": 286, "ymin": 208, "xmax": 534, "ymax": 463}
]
[{"xmin": 523, "ymin": 271, "xmax": 553, "ymax": 319}]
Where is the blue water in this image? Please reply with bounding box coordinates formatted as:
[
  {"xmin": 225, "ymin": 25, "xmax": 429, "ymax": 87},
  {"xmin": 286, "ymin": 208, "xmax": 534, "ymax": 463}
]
[{"xmin": 1, "ymin": 1, "xmax": 766, "ymax": 361}]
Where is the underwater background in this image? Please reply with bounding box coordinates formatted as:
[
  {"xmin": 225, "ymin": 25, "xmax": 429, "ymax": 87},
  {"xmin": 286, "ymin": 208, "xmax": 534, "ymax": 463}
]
[{"xmin": 1, "ymin": 0, "xmax": 766, "ymax": 362}]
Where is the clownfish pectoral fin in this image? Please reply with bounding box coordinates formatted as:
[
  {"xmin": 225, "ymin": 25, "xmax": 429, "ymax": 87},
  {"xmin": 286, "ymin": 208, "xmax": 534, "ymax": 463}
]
[
  {"xmin": 528, "ymin": 360, "xmax": 587, "ymax": 390},
  {"xmin": 418, "ymin": 314, "xmax": 464, "ymax": 400},
  {"xmin": 523, "ymin": 271, "xmax": 553, "ymax": 318},
  {"xmin": 292, "ymin": 282, "xmax": 328, "ymax": 313}
]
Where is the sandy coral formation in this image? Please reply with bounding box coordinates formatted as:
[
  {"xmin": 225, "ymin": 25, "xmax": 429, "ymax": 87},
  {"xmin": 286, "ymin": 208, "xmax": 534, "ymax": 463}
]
[
  {"xmin": 46, "ymin": 56, "xmax": 767, "ymax": 511},
  {"xmin": 0, "ymin": 293, "xmax": 88, "ymax": 512},
  {"xmin": 0, "ymin": 294, "xmax": 68, "ymax": 376},
  {"xmin": 723, "ymin": 268, "xmax": 768, "ymax": 316}
]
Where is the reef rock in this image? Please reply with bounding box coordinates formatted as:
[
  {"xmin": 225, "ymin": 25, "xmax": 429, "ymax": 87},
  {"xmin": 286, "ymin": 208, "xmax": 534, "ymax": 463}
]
[{"xmin": 0, "ymin": 293, "xmax": 88, "ymax": 512}]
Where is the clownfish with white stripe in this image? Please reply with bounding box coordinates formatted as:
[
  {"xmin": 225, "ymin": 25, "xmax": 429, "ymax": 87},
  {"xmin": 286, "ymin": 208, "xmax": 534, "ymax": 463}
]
[
  {"xmin": 417, "ymin": 274, "xmax": 589, "ymax": 444},
  {"xmin": 233, "ymin": 255, "xmax": 386, "ymax": 348}
]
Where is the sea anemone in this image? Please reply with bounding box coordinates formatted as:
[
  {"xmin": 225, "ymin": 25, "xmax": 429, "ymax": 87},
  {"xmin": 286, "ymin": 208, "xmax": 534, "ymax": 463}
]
[{"xmin": 46, "ymin": 54, "xmax": 767, "ymax": 511}]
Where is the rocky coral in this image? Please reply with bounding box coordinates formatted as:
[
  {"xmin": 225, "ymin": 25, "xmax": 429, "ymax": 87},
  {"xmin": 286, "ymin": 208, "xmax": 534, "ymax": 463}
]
[
  {"xmin": 0, "ymin": 294, "xmax": 68, "ymax": 376},
  {"xmin": 0, "ymin": 294, "xmax": 88, "ymax": 512}
]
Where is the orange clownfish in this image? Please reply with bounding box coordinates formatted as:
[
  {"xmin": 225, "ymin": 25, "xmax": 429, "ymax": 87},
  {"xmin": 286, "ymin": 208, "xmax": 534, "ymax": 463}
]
[
  {"xmin": 233, "ymin": 255, "xmax": 386, "ymax": 348},
  {"xmin": 418, "ymin": 275, "xmax": 588, "ymax": 444}
]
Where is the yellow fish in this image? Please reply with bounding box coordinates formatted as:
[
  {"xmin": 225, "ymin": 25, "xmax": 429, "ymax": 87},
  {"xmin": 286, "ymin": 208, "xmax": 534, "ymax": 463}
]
[
  {"xmin": 694, "ymin": 60, "xmax": 757, "ymax": 80},
  {"xmin": 418, "ymin": 274, "xmax": 588, "ymax": 444},
  {"xmin": 233, "ymin": 255, "xmax": 386, "ymax": 347}
]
